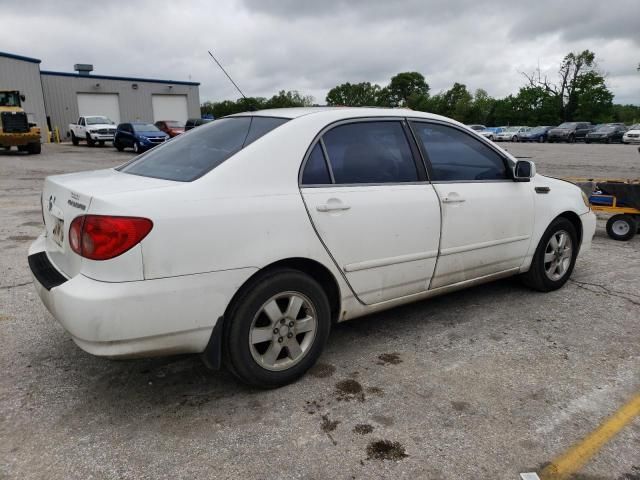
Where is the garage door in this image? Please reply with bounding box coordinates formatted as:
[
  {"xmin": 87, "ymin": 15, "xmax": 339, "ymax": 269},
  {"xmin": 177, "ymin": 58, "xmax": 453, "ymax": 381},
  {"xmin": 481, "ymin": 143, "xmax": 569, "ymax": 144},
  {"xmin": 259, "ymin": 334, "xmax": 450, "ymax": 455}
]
[
  {"xmin": 152, "ymin": 95, "xmax": 189, "ymax": 124},
  {"xmin": 77, "ymin": 93, "xmax": 121, "ymax": 125}
]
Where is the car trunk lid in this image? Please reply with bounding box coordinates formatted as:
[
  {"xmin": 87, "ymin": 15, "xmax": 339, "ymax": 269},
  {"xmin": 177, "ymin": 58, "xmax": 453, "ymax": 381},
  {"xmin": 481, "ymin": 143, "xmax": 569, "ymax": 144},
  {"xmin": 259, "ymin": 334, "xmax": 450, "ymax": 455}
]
[{"xmin": 42, "ymin": 168, "xmax": 176, "ymax": 278}]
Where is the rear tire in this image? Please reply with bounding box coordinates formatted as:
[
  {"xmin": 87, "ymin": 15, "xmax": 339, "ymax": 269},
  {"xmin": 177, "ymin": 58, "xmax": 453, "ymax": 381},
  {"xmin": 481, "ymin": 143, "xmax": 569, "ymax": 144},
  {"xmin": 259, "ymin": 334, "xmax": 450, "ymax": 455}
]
[
  {"xmin": 98, "ymin": 141, "xmax": 105, "ymax": 147},
  {"xmin": 512, "ymin": 135, "xmax": 519, "ymax": 142},
  {"xmin": 71, "ymin": 131, "xmax": 79, "ymax": 146},
  {"xmin": 522, "ymin": 217, "xmax": 578, "ymax": 292},
  {"xmin": 538, "ymin": 136, "xmax": 545, "ymax": 143},
  {"xmin": 133, "ymin": 141, "xmax": 140, "ymax": 154},
  {"xmin": 568, "ymin": 134, "xmax": 575, "ymax": 143},
  {"xmin": 223, "ymin": 268, "xmax": 331, "ymax": 388},
  {"xmin": 606, "ymin": 215, "xmax": 636, "ymax": 241}
]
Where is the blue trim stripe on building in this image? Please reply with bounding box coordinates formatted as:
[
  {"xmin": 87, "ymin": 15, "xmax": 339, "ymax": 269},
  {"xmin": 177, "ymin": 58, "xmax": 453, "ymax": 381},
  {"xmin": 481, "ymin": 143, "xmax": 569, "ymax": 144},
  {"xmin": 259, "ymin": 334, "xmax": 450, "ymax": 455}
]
[
  {"xmin": 40, "ymin": 70, "xmax": 199, "ymax": 86},
  {"xmin": 0, "ymin": 51, "xmax": 42, "ymax": 64}
]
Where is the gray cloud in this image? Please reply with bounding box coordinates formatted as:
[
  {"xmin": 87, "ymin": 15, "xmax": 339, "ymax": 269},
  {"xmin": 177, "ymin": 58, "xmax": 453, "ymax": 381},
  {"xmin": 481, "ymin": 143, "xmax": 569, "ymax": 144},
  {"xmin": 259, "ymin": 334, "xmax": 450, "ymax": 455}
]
[{"xmin": 1, "ymin": 0, "xmax": 638, "ymax": 106}]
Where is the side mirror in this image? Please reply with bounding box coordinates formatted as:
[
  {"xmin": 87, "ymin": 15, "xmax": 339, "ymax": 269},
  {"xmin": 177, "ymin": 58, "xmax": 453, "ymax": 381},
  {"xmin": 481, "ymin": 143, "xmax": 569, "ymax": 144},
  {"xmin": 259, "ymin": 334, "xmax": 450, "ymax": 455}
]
[
  {"xmin": 20, "ymin": 94, "xmax": 26, "ymax": 101},
  {"xmin": 514, "ymin": 160, "xmax": 536, "ymax": 182}
]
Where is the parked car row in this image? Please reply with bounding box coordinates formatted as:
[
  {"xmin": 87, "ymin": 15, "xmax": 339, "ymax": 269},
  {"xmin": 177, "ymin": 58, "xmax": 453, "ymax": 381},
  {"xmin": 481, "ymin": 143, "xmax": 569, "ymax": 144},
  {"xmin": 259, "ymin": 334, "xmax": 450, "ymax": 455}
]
[
  {"xmin": 468, "ymin": 122, "xmax": 640, "ymax": 144},
  {"xmin": 67, "ymin": 116, "xmax": 214, "ymax": 152}
]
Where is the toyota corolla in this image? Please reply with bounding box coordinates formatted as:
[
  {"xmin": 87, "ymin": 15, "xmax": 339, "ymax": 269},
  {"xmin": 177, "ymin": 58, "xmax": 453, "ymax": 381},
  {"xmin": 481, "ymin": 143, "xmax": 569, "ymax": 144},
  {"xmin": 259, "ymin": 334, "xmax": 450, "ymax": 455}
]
[{"xmin": 29, "ymin": 108, "xmax": 596, "ymax": 388}]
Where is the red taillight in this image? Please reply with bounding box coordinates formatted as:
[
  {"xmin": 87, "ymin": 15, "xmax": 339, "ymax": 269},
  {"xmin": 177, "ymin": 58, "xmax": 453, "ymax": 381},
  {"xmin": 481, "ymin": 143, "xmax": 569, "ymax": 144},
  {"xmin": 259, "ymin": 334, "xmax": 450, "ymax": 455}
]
[{"xmin": 69, "ymin": 215, "xmax": 153, "ymax": 261}]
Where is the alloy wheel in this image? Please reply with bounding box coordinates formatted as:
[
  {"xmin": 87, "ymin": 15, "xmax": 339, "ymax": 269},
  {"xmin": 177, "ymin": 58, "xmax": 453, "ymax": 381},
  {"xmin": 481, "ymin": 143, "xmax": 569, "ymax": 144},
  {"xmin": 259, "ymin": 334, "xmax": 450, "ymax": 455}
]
[
  {"xmin": 248, "ymin": 291, "xmax": 317, "ymax": 371},
  {"xmin": 544, "ymin": 230, "xmax": 573, "ymax": 281}
]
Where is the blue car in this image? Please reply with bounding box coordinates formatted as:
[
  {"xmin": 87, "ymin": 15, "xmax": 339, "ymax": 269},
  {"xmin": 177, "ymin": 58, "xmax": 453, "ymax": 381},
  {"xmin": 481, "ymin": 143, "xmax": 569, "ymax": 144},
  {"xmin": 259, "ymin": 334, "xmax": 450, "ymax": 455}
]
[
  {"xmin": 114, "ymin": 122, "xmax": 169, "ymax": 153},
  {"xmin": 520, "ymin": 126, "xmax": 553, "ymax": 143}
]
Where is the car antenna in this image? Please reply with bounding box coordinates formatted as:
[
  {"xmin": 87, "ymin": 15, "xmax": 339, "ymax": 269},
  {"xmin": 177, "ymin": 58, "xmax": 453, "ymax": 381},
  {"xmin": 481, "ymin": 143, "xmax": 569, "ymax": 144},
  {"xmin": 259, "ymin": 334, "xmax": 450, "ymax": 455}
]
[{"xmin": 207, "ymin": 50, "xmax": 255, "ymax": 111}]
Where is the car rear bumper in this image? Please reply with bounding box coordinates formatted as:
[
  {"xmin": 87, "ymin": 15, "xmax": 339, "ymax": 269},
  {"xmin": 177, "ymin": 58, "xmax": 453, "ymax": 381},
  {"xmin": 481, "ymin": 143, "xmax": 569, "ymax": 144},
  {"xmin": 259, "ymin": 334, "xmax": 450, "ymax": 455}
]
[{"xmin": 28, "ymin": 236, "xmax": 257, "ymax": 358}]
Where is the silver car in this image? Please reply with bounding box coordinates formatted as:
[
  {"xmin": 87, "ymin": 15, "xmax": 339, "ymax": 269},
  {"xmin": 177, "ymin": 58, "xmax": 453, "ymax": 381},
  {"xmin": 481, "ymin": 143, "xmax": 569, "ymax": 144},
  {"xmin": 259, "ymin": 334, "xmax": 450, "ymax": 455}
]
[{"xmin": 495, "ymin": 126, "xmax": 530, "ymax": 142}]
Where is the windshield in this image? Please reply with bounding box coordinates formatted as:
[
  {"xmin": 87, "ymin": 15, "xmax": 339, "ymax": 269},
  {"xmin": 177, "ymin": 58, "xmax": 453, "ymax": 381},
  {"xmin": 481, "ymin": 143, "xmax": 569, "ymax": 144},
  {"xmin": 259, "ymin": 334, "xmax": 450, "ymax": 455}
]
[
  {"xmin": 119, "ymin": 116, "xmax": 289, "ymax": 182},
  {"xmin": 529, "ymin": 127, "xmax": 547, "ymax": 134},
  {"xmin": 505, "ymin": 127, "xmax": 520, "ymax": 132},
  {"xmin": 166, "ymin": 121, "xmax": 184, "ymax": 128},
  {"xmin": 629, "ymin": 124, "xmax": 640, "ymax": 131},
  {"xmin": 86, "ymin": 116, "xmax": 114, "ymax": 125},
  {"xmin": 132, "ymin": 123, "xmax": 161, "ymax": 132},
  {"xmin": 0, "ymin": 91, "xmax": 21, "ymax": 107},
  {"xmin": 595, "ymin": 126, "xmax": 615, "ymax": 133},
  {"xmin": 558, "ymin": 122, "xmax": 577, "ymax": 129}
]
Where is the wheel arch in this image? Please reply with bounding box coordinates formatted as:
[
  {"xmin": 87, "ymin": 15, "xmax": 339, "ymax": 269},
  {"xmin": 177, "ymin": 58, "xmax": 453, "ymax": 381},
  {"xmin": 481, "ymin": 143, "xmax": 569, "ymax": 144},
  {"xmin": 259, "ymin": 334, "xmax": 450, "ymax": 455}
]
[
  {"xmin": 201, "ymin": 257, "xmax": 342, "ymax": 370},
  {"xmin": 556, "ymin": 211, "xmax": 583, "ymax": 247}
]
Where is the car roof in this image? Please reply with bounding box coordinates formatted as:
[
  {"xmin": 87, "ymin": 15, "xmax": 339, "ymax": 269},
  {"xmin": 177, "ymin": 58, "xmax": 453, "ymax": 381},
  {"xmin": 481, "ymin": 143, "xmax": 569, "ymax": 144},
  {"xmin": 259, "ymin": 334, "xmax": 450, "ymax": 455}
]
[{"xmin": 228, "ymin": 106, "xmax": 449, "ymax": 121}]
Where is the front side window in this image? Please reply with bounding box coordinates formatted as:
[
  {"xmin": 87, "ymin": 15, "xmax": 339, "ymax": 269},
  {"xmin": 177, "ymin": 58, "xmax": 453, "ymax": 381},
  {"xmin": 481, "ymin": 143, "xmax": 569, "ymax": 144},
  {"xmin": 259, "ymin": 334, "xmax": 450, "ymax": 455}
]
[
  {"xmin": 321, "ymin": 121, "xmax": 418, "ymax": 184},
  {"xmin": 411, "ymin": 122, "xmax": 508, "ymax": 182},
  {"xmin": 119, "ymin": 116, "xmax": 288, "ymax": 182}
]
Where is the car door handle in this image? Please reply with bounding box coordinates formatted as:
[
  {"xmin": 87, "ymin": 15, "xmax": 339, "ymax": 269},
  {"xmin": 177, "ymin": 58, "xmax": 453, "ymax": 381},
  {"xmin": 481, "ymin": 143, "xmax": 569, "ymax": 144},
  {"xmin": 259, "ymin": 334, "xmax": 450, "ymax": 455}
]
[
  {"xmin": 442, "ymin": 196, "xmax": 465, "ymax": 203},
  {"xmin": 316, "ymin": 203, "xmax": 351, "ymax": 212}
]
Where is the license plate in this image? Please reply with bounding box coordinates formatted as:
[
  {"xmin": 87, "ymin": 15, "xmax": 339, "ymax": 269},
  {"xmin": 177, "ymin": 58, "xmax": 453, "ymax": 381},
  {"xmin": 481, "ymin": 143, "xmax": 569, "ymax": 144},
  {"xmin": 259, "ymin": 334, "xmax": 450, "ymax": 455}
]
[{"xmin": 52, "ymin": 218, "xmax": 64, "ymax": 247}]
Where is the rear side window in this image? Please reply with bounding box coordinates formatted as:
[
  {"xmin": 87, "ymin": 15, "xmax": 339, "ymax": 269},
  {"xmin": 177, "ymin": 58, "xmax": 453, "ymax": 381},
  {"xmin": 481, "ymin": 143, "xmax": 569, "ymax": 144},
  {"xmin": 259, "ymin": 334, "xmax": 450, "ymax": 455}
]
[
  {"xmin": 411, "ymin": 122, "xmax": 508, "ymax": 181},
  {"xmin": 322, "ymin": 121, "xmax": 418, "ymax": 184},
  {"xmin": 244, "ymin": 117, "xmax": 289, "ymax": 146},
  {"xmin": 119, "ymin": 116, "xmax": 288, "ymax": 181},
  {"xmin": 301, "ymin": 144, "xmax": 331, "ymax": 185}
]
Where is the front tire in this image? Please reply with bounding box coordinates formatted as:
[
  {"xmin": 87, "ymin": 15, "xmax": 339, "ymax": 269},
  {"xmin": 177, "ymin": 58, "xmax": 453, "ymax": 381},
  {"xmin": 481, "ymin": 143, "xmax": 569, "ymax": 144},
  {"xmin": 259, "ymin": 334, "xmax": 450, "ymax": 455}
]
[
  {"xmin": 522, "ymin": 217, "xmax": 578, "ymax": 292},
  {"xmin": 86, "ymin": 134, "xmax": 95, "ymax": 147},
  {"xmin": 512, "ymin": 135, "xmax": 519, "ymax": 142},
  {"xmin": 114, "ymin": 140, "xmax": 124, "ymax": 152},
  {"xmin": 27, "ymin": 142, "xmax": 41, "ymax": 154},
  {"xmin": 223, "ymin": 269, "xmax": 331, "ymax": 388},
  {"xmin": 133, "ymin": 141, "xmax": 141, "ymax": 154},
  {"xmin": 606, "ymin": 215, "xmax": 636, "ymax": 241}
]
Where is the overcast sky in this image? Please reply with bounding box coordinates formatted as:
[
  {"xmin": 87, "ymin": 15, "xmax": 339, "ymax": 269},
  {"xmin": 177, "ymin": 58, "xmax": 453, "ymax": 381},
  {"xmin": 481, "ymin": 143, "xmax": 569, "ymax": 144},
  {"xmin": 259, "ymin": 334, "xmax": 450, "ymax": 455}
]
[{"xmin": 2, "ymin": 0, "xmax": 638, "ymax": 105}]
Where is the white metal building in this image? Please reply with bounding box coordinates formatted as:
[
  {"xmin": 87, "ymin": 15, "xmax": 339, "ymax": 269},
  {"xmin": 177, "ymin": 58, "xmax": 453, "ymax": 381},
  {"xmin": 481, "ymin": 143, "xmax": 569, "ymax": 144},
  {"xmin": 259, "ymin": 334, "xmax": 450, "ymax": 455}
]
[
  {"xmin": 1, "ymin": 50, "xmax": 201, "ymax": 142},
  {"xmin": 41, "ymin": 69, "xmax": 201, "ymax": 138},
  {"xmin": 0, "ymin": 51, "xmax": 48, "ymax": 142}
]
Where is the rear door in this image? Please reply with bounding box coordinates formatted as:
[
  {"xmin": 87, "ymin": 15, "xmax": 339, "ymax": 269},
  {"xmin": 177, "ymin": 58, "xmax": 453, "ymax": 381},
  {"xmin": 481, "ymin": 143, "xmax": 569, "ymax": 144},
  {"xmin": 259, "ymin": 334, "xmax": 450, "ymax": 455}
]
[
  {"xmin": 300, "ymin": 119, "xmax": 441, "ymax": 305},
  {"xmin": 410, "ymin": 120, "xmax": 534, "ymax": 288}
]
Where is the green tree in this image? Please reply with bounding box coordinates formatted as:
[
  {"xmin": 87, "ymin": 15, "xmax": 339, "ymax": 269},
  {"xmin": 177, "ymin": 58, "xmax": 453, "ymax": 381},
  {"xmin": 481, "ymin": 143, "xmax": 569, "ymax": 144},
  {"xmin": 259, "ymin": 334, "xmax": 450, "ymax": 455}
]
[
  {"xmin": 523, "ymin": 50, "xmax": 613, "ymax": 122},
  {"xmin": 325, "ymin": 82, "xmax": 389, "ymax": 106},
  {"xmin": 439, "ymin": 82, "xmax": 473, "ymax": 121},
  {"xmin": 571, "ymin": 71, "xmax": 614, "ymax": 123},
  {"xmin": 264, "ymin": 90, "xmax": 313, "ymax": 109},
  {"xmin": 468, "ymin": 89, "xmax": 495, "ymax": 124},
  {"xmin": 388, "ymin": 72, "xmax": 430, "ymax": 106}
]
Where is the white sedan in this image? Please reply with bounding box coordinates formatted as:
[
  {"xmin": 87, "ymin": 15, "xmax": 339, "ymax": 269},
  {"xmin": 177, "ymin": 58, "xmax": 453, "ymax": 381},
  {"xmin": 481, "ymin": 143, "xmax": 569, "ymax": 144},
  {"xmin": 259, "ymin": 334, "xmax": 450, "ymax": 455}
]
[
  {"xmin": 495, "ymin": 126, "xmax": 531, "ymax": 142},
  {"xmin": 622, "ymin": 124, "xmax": 640, "ymax": 144},
  {"xmin": 29, "ymin": 108, "xmax": 596, "ymax": 387}
]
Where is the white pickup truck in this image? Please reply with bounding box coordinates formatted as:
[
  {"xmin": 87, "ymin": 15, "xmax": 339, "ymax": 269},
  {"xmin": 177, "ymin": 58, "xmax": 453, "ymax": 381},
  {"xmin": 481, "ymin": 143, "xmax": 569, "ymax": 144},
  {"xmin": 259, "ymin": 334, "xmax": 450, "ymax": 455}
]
[{"xmin": 69, "ymin": 116, "xmax": 117, "ymax": 146}]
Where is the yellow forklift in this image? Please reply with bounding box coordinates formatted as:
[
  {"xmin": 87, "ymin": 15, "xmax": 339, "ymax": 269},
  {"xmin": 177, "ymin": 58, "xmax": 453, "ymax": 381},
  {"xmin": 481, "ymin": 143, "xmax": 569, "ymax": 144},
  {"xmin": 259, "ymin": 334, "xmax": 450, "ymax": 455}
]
[{"xmin": 0, "ymin": 90, "xmax": 41, "ymax": 154}]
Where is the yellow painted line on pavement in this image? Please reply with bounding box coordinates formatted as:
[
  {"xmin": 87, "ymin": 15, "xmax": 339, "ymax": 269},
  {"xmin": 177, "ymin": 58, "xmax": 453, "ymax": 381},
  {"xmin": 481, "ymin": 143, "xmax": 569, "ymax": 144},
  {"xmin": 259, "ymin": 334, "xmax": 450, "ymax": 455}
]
[{"xmin": 540, "ymin": 392, "xmax": 640, "ymax": 479}]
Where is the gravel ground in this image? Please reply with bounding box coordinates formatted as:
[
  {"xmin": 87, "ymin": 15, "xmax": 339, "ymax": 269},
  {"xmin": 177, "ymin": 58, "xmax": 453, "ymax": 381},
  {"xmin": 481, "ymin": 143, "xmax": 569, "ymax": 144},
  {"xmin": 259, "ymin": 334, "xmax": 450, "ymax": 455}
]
[{"xmin": 1, "ymin": 142, "xmax": 639, "ymax": 480}]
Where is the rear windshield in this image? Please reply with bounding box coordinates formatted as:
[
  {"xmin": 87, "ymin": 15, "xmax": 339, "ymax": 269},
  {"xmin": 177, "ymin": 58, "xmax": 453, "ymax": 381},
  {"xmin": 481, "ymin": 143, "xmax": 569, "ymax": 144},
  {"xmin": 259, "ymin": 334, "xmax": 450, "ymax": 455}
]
[{"xmin": 118, "ymin": 116, "xmax": 288, "ymax": 181}]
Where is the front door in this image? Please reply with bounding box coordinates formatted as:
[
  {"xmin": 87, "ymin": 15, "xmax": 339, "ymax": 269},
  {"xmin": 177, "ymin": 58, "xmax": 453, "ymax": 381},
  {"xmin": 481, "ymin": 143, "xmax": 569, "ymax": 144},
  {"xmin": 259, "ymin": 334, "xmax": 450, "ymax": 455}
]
[
  {"xmin": 410, "ymin": 120, "xmax": 534, "ymax": 289},
  {"xmin": 300, "ymin": 120, "xmax": 441, "ymax": 305}
]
